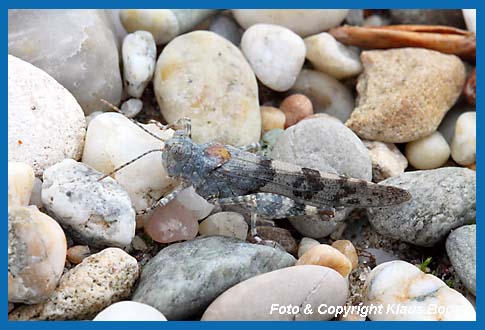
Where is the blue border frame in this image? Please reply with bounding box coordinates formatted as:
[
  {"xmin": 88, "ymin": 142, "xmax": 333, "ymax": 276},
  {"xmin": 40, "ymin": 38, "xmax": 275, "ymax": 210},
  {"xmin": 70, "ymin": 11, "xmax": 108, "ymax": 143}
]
[{"xmin": 3, "ymin": 1, "xmax": 481, "ymax": 328}]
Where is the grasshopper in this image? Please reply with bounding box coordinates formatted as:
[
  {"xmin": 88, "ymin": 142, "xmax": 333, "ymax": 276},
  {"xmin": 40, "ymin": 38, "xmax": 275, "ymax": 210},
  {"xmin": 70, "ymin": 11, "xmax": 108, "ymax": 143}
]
[{"xmin": 99, "ymin": 102, "xmax": 412, "ymax": 245}]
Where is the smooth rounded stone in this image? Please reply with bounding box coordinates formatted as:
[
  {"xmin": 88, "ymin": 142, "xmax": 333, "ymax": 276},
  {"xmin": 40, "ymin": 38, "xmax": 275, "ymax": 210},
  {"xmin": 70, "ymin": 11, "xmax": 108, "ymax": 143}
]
[
  {"xmin": 144, "ymin": 200, "xmax": 199, "ymax": 243},
  {"xmin": 463, "ymin": 9, "xmax": 476, "ymax": 33},
  {"xmin": 202, "ymin": 265, "xmax": 348, "ymax": 320},
  {"xmin": 93, "ymin": 301, "xmax": 167, "ymax": 321},
  {"xmin": 132, "ymin": 236, "xmax": 295, "ymax": 320},
  {"xmin": 250, "ymin": 226, "xmax": 298, "ymax": 255},
  {"xmin": 261, "ymin": 106, "xmax": 286, "ymax": 132},
  {"xmin": 120, "ymin": 98, "xmax": 143, "ymax": 118},
  {"xmin": 304, "ymin": 32, "xmax": 362, "ymax": 80},
  {"xmin": 346, "ymin": 49, "xmax": 466, "ymax": 143},
  {"xmin": 122, "ymin": 31, "xmax": 156, "ymax": 98},
  {"xmin": 66, "ymin": 245, "xmax": 91, "ymax": 265},
  {"xmin": 8, "ymin": 55, "xmax": 86, "ymax": 176},
  {"xmin": 176, "ymin": 186, "xmax": 214, "ymax": 220},
  {"xmin": 9, "ymin": 248, "xmax": 139, "ymax": 320},
  {"xmin": 82, "ymin": 112, "xmax": 175, "ymax": 212},
  {"xmin": 446, "ymin": 225, "xmax": 476, "ymax": 295},
  {"xmin": 279, "ymin": 94, "xmax": 313, "ymax": 128},
  {"xmin": 209, "ymin": 14, "xmax": 243, "ymax": 45},
  {"xmin": 155, "ymin": 31, "xmax": 261, "ymax": 146},
  {"xmin": 85, "ymin": 111, "xmax": 103, "ymax": 126},
  {"xmin": 8, "ymin": 162, "xmax": 35, "ymax": 207},
  {"xmin": 233, "ymin": 10, "xmax": 349, "ymax": 37},
  {"xmin": 438, "ymin": 105, "xmax": 475, "ymax": 144},
  {"xmin": 390, "ymin": 9, "xmax": 466, "ymax": 28},
  {"xmin": 451, "ymin": 112, "xmax": 476, "ymax": 166},
  {"xmin": 331, "ymin": 240, "xmax": 359, "ymax": 270},
  {"xmin": 363, "ymin": 14, "xmax": 390, "ymax": 26},
  {"xmin": 298, "ymin": 237, "xmax": 320, "ymax": 258},
  {"xmin": 120, "ymin": 10, "xmax": 217, "ymax": 45},
  {"xmin": 368, "ymin": 167, "xmax": 476, "ymax": 247},
  {"xmin": 8, "ymin": 206, "xmax": 67, "ymax": 304},
  {"xmin": 29, "ymin": 177, "xmax": 43, "ymax": 209},
  {"xmin": 363, "ymin": 141, "xmax": 408, "ymax": 182},
  {"xmin": 363, "ymin": 260, "xmax": 475, "ymax": 320},
  {"xmin": 8, "ymin": 10, "xmax": 122, "ymax": 114},
  {"xmin": 199, "ymin": 212, "xmax": 248, "ymax": 240},
  {"xmin": 290, "ymin": 69, "xmax": 354, "ymax": 122},
  {"xmin": 405, "ymin": 131, "xmax": 451, "ymax": 170},
  {"xmin": 290, "ymin": 213, "xmax": 348, "ymax": 239},
  {"xmin": 42, "ymin": 159, "xmax": 136, "ymax": 248},
  {"xmin": 345, "ymin": 9, "xmax": 364, "ymax": 25},
  {"xmin": 241, "ymin": 24, "xmax": 305, "ymax": 92},
  {"xmin": 296, "ymin": 244, "xmax": 352, "ymax": 277}
]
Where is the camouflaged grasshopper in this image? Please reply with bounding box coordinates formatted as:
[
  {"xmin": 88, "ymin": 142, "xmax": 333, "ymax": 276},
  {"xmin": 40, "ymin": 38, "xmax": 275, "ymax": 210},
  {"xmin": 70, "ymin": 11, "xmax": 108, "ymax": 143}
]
[{"xmin": 99, "ymin": 101, "xmax": 412, "ymax": 244}]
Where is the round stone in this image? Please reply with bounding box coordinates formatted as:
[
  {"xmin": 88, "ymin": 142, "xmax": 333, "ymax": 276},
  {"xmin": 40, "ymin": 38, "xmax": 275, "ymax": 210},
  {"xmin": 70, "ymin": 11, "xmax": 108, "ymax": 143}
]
[
  {"xmin": 331, "ymin": 240, "xmax": 359, "ymax": 270},
  {"xmin": 66, "ymin": 245, "xmax": 91, "ymax": 265},
  {"xmin": 279, "ymin": 94, "xmax": 314, "ymax": 128},
  {"xmin": 120, "ymin": 98, "xmax": 143, "ymax": 118},
  {"xmin": 297, "ymin": 237, "xmax": 320, "ymax": 258},
  {"xmin": 451, "ymin": 112, "xmax": 476, "ymax": 166},
  {"xmin": 93, "ymin": 301, "xmax": 167, "ymax": 321},
  {"xmin": 260, "ymin": 106, "xmax": 286, "ymax": 132},
  {"xmin": 405, "ymin": 131, "xmax": 451, "ymax": 170},
  {"xmin": 209, "ymin": 14, "xmax": 243, "ymax": 45},
  {"xmin": 8, "ymin": 162, "xmax": 35, "ymax": 207},
  {"xmin": 296, "ymin": 244, "xmax": 353, "ymax": 277},
  {"xmin": 446, "ymin": 225, "xmax": 476, "ymax": 295},
  {"xmin": 199, "ymin": 212, "xmax": 248, "ymax": 240}
]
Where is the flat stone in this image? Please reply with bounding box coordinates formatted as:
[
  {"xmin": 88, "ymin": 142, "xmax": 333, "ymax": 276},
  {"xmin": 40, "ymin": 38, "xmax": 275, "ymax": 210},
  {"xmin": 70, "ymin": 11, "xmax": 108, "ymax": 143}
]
[{"xmin": 446, "ymin": 224, "xmax": 476, "ymax": 295}]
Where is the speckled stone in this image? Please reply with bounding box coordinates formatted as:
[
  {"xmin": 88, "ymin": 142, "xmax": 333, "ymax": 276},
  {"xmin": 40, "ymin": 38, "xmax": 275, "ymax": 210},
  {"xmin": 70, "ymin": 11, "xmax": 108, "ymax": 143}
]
[{"xmin": 446, "ymin": 225, "xmax": 476, "ymax": 295}]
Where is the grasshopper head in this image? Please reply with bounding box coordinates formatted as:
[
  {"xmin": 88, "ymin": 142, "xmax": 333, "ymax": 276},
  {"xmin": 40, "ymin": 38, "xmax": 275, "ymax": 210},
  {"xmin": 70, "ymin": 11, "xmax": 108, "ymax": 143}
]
[{"xmin": 162, "ymin": 131, "xmax": 194, "ymax": 178}]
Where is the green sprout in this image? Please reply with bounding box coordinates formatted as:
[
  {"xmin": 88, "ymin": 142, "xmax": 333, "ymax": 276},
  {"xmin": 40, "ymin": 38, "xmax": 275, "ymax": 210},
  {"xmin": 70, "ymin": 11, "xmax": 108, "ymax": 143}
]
[{"xmin": 419, "ymin": 257, "xmax": 433, "ymax": 273}]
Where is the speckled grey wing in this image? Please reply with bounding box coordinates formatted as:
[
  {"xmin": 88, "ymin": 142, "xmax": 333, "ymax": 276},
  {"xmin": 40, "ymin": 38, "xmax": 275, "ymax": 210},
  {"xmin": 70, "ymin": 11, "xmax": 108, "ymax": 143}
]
[{"xmin": 220, "ymin": 154, "xmax": 412, "ymax": 208}]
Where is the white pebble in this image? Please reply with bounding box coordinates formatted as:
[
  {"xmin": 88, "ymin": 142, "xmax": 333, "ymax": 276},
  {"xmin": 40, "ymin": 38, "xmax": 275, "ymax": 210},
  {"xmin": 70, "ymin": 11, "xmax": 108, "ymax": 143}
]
[
  {"xmin": 122, "ymin": 31, "xmax": 156, "ymax": 98},
  {"xmin": 451, "ymin": 112, "xmax": 476, "ymax": 166},
  {"xmin": 304, "ymin": 32, "xmax": 362, "ymax": 80},
  {"xmin": 405, "ymin": 131, "xmax": 450, "ymax": 170},
  {"xmin": 363, "ymin": 141, "xmax": 408, "ymax": 182},
  {"xmin": 8, "ymin": 162, "xmax": 35, "ymax": 207},
  {"xmin": 93, "ymin": 301, "xmax": 167, "ymax": 321},
  {"xmin": 29, "ymin": 177, "xmax": 43, "ymax": 208},
  {"xmin": 199, "ymin": 212, "xmax": 248, "ymax": 240},
  {"xmin": 463, "ymin": 9, "xmax": 476, "ymax": 33},
  {"xmin": 120, "ymin": 98, "xmax": 143, "ymax": 118},
  {"xmin": 176, "ymin": 186, "xmax": 214, "ymax": 220},
  {"xmin": 241, "ymin": 24, "xmax": 305, "ymax": 92}
]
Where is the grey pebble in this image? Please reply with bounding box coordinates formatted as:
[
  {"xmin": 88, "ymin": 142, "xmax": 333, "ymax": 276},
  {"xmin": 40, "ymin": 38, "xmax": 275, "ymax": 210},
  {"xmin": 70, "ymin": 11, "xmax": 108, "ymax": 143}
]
[
  {"xmin": 446, "ymin": 224, "xmax": 476, "ymax": 295},
  {"xmin": 209, "ymin": 14, "xmax": 243, "ymax": 45}
]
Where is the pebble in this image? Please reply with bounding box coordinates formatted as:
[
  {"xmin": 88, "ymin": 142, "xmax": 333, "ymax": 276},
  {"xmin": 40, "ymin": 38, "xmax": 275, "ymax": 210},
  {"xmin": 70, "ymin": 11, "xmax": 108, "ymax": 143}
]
[
  {"xmin": 8, "ymin": 162, "xmax": 35, "ymax": 207},
  {"xmin": 250, "ymin": 226, "xmax": 298, "ymax": 255},
  {"xmin": 132, "ymin": 236, "xmax": 295, "ymax": 320},
  {"xmin": 405, "ymin": 131, "xmax": 451, "ymax": 170},
  {"xmin": 279, "ymin": 94, "xmax": 314, "ymax": 128},
  {"xmin": 93, "ymin": 301, "xmax": 167, "ymax": 321},
  {"xmin": 259, "ymin": 128, "xmax": 284, "ymax": 158},
  {"xmin": 122, "ymin": 31, "xmax": 156, "ymax": 98},
  {"xmin": 175, "ymin": 186, "xmax": 214, "ymax": 220},
  {"xmin": 120, "ymin": 98, "xmax": 143, "ymax": 118},
  {"xmin": 363, "ymin": 141, "xmax": 408, "ymax": 182},
  {"xmin": 42, "ymin": 159, "xmax": 136, "ymax": 248},
  {"xmin": 298, "ymin": 237, "xmax": 320, "ymax": 258},
  {"xmin": 8, "ymin": 10, "xmax": 122, "ymax": 113},
  {"xmin": 331, "ymin": 240, "xmax": 359, "ymax": 270},
  {"xmin": 82, "ymin": 112, "xmax": 175, "ymax": 212},
  {"xmin": 209, "ymin": 14, "xmax": 243, "ymax": 45},
  {"xmin": 241, "ymin": 24, "xmax": 306, "ymax": 92},
  {"xmin": 462, "ymin": 9, "xmax": 476, "ymax": 33},
  {"xmin": 29, "ymin": 177, "xmax": 43, "ymax": 209},
  {"xmin": 154, "ymin": 31, "xmax": 261, "ymax": 146},
  {"xmin": 120, "ymin": 9, "xmax": 217, "ymax": 45},
  {"xmin": 446, "ymin": 225, "xmax": 476, "ymax": 295},
  {"xmin": 144, "ymin": 200, "xmax": 199, "ymax": 243},
  {"xmin": 260, "ymin": 106, "xmax": 286, "ymax": 132},
  {"xmin": 390, "ymin": 9, "xmax": 466, "ymax": 28},
  {"xmin": 304, "ymin": 32, "xmax": 362, "ymax": 80},
  {"xmin": 202, "ymin": 265, "xmax": 348, "ymax": 320},
  {"xmin": 451, "ymin": 112, "xmax": 476, "ymax": 166},
  {"xmin": 289, "ymin": 214, "xmax": 348, "ymax": 239},
  {"xmin": 363, "ymin": 260, "xmax": 475, "ymax": 320},
  {"xmin": 368, "ymin": 167, "xmax": 476, "ymax": 246},
  {"xmin": 199, "ymin": 212, "xmax": 248, "ymax": 240},
  {"xmin": 290, "ymin": 69, "xmax": 354, "ymax": 122},
  {"xmin": 346, "ymin": 48, "xmax": 466, "ymax": 143},
  {"xmin": 232, "ymin": 10, "xmax": 349, "ymax": 37},
  {"xmin": 8, "ymin": 55, "xmax": 86, "ymax": 176},
  {"xmin": 9, "ymin": 248, "xmax": 139, "ymax": 320},
  {"xmin": 66, "ymin": 245, "xmax": 91, "ymax": 264},
  {"xmin": 8, "ymin": 206, "xmax": 67, "ymax": 304},
  {"xmin": 296, "ymin": 244, "xmax": 353, "ymax": 277}
]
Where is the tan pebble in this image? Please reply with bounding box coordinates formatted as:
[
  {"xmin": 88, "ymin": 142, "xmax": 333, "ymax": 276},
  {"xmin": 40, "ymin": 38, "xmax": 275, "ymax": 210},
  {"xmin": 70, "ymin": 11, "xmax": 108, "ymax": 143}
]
[
  {"xmin": 67, "ymin": 245, "xmax": 91, "ymax": 264},
  {"xmin": 467, "ymin": 163, "xmax": 476, "ymax": 171},
  {"xmin": 296, "ymin": 244, "xmax": 352, "ymax": 277},
  {"xmin": 405, "ymin": 131, "xmax": 450, "ymax": 169},
  {"xmin": 260, "ymin": 106, "xmax": 286, "ymax": 132},
  {"xmin": 8, "ymin": 162, "xmax": 35, "ymax": 207},
  {"xmin": 331, "ymin": 240, "xmax": 359, "ymax": 270},
  {"xmin": 280, "ymin": 94, "xmax": 313, "ymax": 128}
]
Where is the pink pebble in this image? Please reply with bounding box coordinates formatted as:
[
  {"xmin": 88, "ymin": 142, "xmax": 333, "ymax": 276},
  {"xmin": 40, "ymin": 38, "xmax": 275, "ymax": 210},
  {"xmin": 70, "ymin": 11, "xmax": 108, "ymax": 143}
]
[{"xmin": 144, "ymin": 200, "xmax": 199, "ymax": 243}]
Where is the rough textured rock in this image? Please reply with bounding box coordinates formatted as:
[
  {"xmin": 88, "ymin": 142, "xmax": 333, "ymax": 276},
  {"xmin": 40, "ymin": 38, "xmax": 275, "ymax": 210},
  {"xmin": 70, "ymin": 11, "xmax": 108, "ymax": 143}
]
[
  {"xmin": 9, "ymin": 248, "xmax": 139, "ymax": 320},
  {"xmin": 232, "ymin": 10, "xmax": 349, "ymax": 37},
  {"xmin": 8, "ymin": 162, "xmax": 35, "ymax": 207},
  {"xmin": 8, "ymin": 10, "xmax": 122, "ymax": 113},
  {"xmin": 8, "ymin": 206, "xmax": 67, "ymax": 304},
  {"xmin": 446, "ymin": 225, "xmax": 476, "ymax": 295},
  {"xmin": 8, "ymin": 55, "xmax": 86, "ymax": 176},
  {"xmin": 368, "ymin": 167, "xmax": 476, "ymax": 246},
  {"xmin": 132, "ymin": 236, "xmax": 296, "ymax": 320},
  {"xmin": 201, "ymin": 265, "xmax": 348, "ymax": 320},
  {"xmin": 42, "ymin": 159, "xmax": 136, "ymax": 248},
  {"xmin": 363, "ymin": 141, "xmax": 408, "ymax": 182},
  {"xmin": 154, "ymin": 31, "xmax": 261, "ymax": 146},
  {"xmin": 346, "ymin": 48, "xmax": 466, "ymax": 143}
]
